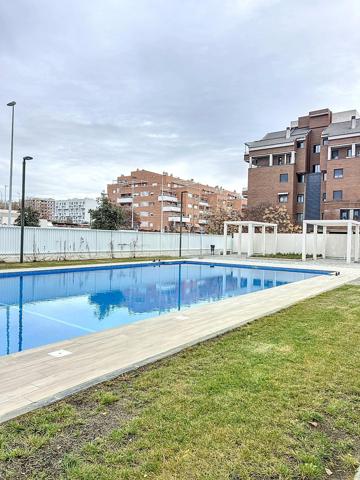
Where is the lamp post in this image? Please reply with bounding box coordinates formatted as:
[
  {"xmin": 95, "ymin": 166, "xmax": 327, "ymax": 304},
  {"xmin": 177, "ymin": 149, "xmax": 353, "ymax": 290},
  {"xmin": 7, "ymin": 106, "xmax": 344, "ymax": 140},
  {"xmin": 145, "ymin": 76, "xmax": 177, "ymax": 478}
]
[
  {"xmin": 7, "ymin": 101, "xmax": 16, "ymax": 226},
  {"xmin": 179, "ymin": 191, "xmax": 187, "ymax": 258},
  {"xmin": 131, "ymin": 179, "xmax": 135, "ymax": 229},
  {"xmin": 20, "ymin": 156, "xmax": 33, "ymax": 263}
]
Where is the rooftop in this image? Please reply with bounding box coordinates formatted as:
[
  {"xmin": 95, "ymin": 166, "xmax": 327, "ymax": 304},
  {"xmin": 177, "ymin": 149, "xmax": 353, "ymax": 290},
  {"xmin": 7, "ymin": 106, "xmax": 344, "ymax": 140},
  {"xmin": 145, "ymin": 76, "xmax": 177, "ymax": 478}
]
[
  {"xmin": 246, "ymin": 109, "xmax": 360, "ymax": 150},
  {"xmin": 246, "ymin": 127, "xmax": 309, "ymax": 149},
  {"xmin": 322, "ymin": 118, "xmax": 360, "ymax": 138}
]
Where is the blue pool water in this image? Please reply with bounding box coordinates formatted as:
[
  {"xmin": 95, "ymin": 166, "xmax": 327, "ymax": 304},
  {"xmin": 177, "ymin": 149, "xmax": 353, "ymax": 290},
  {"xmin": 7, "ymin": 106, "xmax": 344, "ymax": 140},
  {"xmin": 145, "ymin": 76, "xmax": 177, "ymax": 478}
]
[{"xmin": 0, "ymin": 261, "xmax": 330, "ymax": 356}]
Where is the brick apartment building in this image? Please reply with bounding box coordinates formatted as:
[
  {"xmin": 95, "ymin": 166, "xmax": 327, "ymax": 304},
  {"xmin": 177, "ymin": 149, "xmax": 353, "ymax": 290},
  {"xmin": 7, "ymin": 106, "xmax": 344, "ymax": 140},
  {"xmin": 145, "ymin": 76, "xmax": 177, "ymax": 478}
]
[
  {"xmin": 107, "ymin": 169, "xmax": 246, "ymax": 232},
  {"xmin": 244, "ymin": 108, "xmax": 360, "ymax": 223},
  {"xmin": 26, "ymin": 198, "xmax": 55, "ymax": 221}
]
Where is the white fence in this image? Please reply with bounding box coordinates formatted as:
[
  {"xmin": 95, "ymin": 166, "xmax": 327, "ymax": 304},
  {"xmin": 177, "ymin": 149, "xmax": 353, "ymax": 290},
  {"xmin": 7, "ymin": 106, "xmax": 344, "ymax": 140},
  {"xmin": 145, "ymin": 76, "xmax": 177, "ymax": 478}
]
[
  {"xmin": 231, "ymin": 232, "xmax": 358, "ymax": 260},
  {"xmin": 0, "ymin": 226, "xmax": 356, "ymax": 262},
  {"xmin": 0, "ymin": 226, "xmax": 224, "ymax": 262}
]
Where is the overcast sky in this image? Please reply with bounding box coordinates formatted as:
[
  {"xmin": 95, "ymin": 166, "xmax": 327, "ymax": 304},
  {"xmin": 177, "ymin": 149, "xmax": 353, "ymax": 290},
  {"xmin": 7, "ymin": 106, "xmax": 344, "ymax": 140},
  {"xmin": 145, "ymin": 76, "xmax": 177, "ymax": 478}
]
[{"xmin": 0, "ymin": 0, "xmax": 360, "ymax": 200}]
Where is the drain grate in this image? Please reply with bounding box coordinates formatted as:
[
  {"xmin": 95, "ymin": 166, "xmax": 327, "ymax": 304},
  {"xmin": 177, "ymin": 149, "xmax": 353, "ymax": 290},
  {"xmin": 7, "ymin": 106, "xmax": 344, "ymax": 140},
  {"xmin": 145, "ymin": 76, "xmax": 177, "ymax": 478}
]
[{"xmin": 48, "ymin": 349, "xmax": 72, "ymax": 358}]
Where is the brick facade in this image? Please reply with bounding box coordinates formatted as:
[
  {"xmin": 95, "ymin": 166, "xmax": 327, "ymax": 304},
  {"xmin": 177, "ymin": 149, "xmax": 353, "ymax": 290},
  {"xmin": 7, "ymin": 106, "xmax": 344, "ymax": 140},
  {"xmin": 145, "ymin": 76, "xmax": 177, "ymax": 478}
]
[
  {"xmin": 245, "ymin": 108, "xmax": 360, "ymax": 223},
  {"xmin": 107, "ymin": 170, "xmax": 246, "ymax": 232}
]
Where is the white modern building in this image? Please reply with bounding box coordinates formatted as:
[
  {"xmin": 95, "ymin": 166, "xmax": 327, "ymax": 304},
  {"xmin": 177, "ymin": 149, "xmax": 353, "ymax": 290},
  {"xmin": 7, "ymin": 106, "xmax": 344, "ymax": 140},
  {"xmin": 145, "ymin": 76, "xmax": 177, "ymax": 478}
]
[
  {"xmin": 53, "ymin": 198, "xmax": 97, "ymax": 224},
  {"xmin": 0, "ymin": 209, "xmax": 19, "ymax": 226}
]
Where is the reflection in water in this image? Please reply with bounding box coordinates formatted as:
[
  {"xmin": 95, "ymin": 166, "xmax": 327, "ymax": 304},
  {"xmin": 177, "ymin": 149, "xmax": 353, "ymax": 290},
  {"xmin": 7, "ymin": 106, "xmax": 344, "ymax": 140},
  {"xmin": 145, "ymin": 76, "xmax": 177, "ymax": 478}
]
[
  {"xmin": 88, "ymin": 291, "xmax": 126, "ymax": 320},
  {"xmin": 6, "ymin": 306, "xmax": 10, "ymax": 355},
  {"xmin": 0, "ymin": 262, "xmax": 319, "ymax": 356},
  {"xmin": 18, "ymin": 276, "xmax": 24, "ymax": 352}
]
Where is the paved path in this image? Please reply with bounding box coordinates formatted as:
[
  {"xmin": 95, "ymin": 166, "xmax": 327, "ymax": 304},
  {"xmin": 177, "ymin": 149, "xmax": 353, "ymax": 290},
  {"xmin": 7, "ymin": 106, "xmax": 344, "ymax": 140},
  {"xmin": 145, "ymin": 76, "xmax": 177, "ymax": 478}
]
[{"xmin": 0, "ymin": 258, "xmax": 359, "ymax": 423}]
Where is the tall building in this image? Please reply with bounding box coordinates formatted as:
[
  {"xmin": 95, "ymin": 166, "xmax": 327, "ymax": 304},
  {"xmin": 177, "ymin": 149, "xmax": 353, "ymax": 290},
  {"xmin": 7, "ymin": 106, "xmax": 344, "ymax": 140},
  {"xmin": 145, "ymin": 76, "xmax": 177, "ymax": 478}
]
[
  {"xmin": 27, "ymin": 197, "xmax": 97, "ymax": 224},
  {"xmin": 26, "ymin": 198, "xmax": 55, "ymax": 220},
  {"xmin": 244, "ymin": 108, "xmax": 360, "ymax": 222},
  {"xmin": 107, "ymin": 169, "xmax": 246, "ymax": 232},
  {"xmin": 53, "ymin": 198, "xmax": 97, "ymax": 224}
]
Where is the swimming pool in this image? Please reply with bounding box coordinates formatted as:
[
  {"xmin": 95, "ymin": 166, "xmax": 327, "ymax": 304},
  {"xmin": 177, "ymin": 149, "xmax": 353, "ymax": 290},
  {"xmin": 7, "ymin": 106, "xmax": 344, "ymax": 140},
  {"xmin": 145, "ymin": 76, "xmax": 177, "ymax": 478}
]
[{"xmin": 0, "ymin": 261, "xmax": 330, "ymax": 356}]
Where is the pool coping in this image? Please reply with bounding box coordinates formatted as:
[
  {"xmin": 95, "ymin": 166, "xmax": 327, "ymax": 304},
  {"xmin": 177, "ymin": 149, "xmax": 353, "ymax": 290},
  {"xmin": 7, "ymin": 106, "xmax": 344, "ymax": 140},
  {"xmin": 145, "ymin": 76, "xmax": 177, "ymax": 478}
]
[
  {"xmin": 0, "ymin": 258, "xmax": 359, "ymax": 423},
  {"xmin": 0, "ymin": 258, "xmax": 335, "ymax": 277}
]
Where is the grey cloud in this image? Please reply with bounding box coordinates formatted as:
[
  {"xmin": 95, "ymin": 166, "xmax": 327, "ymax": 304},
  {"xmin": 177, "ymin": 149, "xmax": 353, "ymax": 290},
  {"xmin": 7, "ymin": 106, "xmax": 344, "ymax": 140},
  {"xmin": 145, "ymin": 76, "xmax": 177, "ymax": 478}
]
[{"xmin": 0, "ymin": 0, "xmax": 359, "ymax": 199}]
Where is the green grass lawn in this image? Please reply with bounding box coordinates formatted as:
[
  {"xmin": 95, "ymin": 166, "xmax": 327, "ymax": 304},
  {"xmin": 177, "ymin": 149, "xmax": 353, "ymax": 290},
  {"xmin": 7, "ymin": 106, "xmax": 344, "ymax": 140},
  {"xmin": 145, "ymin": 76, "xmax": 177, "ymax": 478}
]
[
  {"xmin": 0, "ymin": 256, "xmax": 177, "ymax": 270},
  {"xmin": 1, "ymin": 286, "xmax": 360, "ymax": 479}
]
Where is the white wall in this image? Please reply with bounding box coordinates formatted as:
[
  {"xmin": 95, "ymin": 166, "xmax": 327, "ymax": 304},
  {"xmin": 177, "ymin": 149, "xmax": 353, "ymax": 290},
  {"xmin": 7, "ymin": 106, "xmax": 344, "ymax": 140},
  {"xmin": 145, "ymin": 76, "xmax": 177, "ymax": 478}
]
[
  {"xmin": 0, "ymin": 226, "xmax": 224, "ymax": 262},
  {"xmin": 0, "ymin": 226, "xmax": 357, "ymax": 262},
  {"xmin": 230, "ymin": 232, "xmax": 357, "ymax": 259}
]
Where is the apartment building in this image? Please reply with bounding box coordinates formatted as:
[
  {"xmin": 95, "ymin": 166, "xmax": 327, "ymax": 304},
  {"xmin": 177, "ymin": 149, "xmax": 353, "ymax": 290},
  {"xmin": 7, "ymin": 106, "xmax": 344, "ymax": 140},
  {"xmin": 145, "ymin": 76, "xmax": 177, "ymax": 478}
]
[
  {"xmin": 244, "ymin": 108, "xmax": 360, "ymax": 223},
  {"xmin": 53, "ymin": 198, "xmax": 97, "ymax": 224},
  {"xmin": 107, "ymin": 169, "xmax": 246, "ymax": 232},
  {"xmin": 27, "ymin": 197, "xmax": 97, "ymax": 224},
  {"xmin": 26, "ymin": 198, "xmax": 55, "ymax": 220}
]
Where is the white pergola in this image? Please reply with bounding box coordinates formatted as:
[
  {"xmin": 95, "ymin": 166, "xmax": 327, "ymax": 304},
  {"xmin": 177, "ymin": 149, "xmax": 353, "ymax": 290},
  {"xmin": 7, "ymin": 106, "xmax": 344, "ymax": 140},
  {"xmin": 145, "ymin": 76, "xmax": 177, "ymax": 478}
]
[
  {"xmin": 223, "ymin": 221, "xmax": 278, "ymax": 257},
  {"xmin": 302, "ymin": 220, "xmax": 360, "ymax": 264}
]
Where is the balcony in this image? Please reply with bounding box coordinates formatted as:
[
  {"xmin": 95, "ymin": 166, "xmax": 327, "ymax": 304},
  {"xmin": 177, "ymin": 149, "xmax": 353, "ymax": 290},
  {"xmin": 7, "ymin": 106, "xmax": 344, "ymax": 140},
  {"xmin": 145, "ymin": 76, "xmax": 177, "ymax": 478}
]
[
  {"xmin": 168, "ymin": 216, "xmax": 190, "ymax": 223},
  {"xmin": 162, "ymin": 206, "xmax": 181, "ymax": 212},
  {"xmin": 158, "ymin": 195, "xmax": 178, "ymax": 203},
  {"xmin": 117, "ymin": 197, "xmax": 133, "ymax": 204},
  {"xmin": 250, "ymin": 152, "xmax": 295, "ymax": 168},
  {"xmin": 328, "ymin": 144, "xmax": 360, "ymax": 160}
]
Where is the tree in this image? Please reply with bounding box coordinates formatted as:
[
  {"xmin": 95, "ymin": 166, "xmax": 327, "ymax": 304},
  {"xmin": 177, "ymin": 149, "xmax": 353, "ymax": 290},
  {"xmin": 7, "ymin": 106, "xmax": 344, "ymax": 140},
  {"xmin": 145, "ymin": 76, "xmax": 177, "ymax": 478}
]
[
  {"xmin": 205, "ymin": 207, "xmax": 242, "ymax": 234},
  {"xmin": 263, "ymin": 205, "xmax": 301, "ymax": 233},
  {"xmin": 14, "ymin": 206, "xmax": 40, "ymax": 227},
  {"xmin": 89, "ymin": 195, "xmax": 139, "ymax": 230},
  {"xmin": 244, "ymin": 203, "xmax": 301, "ymax": 233},
  {"xmin": 120, "ymin": 206, "xmax": 140, "ymax": 230}
]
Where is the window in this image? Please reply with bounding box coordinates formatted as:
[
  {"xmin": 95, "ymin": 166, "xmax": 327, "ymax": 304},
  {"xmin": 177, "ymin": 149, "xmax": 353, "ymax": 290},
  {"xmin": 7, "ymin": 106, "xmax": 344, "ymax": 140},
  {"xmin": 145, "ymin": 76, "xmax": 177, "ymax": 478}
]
[
  {"xmin": 347, "ymin": 148, "xmax": 352, "ymax": 157},
  {"xmin": 322, "ymin": 172, "xmax": 327, "ymax": 181},
  {"xmin": 353, "ymin": 209, "xmax": 360, "ymax": 221},
  {"xmin": 297, "ymin": 141, "xmax": 304, "ymax": 149},
  {"xmin": 313, "ymin": 144, "xmax": 321, "ymax": 154},
  {"xmin": 296, "ymin": 213, "xmax": 304, "ymax": 223},
  {"xmin": 152, "ymin": 182, "xmax": 158, "ymax": 186},
  {"xmin": 297, "ymin": 173, "xmax": 305, "ymax": 183},
  {"xmin": 278, "ymin": 194, "xmax": 288, "ymax": 203},
  {"xmin": 140, "ymin": 211, "xmax": 149, "ymax": 217},
  {"xmin": 297, "ymin": 194, "xmax": 304, "ymax": 203},
  {"xmin": 333, "ymin": 190, "xmax": 343, "ymax": 201},
  {"xmin": 322, "ymin": 192, "xmax": 327, "ymax": 201},
  {"xmin": 333, "ymin": 168, "xmax": 343, "ymax": 179},
  {"xmin": 323, "ymin": 137, "xmax": 329, "ymax": 145},
  {"xmin": 140, "ymin": 191, "xmax": 149, "ymax": 196},
  {"xmin": 187, "ymin": 204, "xmax": 193, "ymax": 208},
  {"xmin": 340, "ymin": 209, "xmax": 350, "ymax": 220},
  {"xmin": 312, "ymin": 164, "xmax": 320, "ymax": 173},
  {"xmin": 331, "ymin": 149, "xmax": 339, "ymax": 160},
  {"xmin": 280, "ymin": 173, "xmax": 288, "ymax": 183}
]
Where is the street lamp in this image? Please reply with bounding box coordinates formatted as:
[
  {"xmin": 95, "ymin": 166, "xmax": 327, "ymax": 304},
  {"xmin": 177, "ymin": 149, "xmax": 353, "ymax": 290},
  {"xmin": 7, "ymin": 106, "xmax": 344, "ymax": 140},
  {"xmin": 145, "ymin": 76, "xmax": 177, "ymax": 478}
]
[
  {"xmin": 7, "ymin": 101, "xmax": 16, "ymax": 226},
  {"xmin": 179, "ymin": 191, "xmax": 187, "ymax": 258},
  {"xmin": 20, "ymin": 156, "xmax": 33, "ymax": 263}
]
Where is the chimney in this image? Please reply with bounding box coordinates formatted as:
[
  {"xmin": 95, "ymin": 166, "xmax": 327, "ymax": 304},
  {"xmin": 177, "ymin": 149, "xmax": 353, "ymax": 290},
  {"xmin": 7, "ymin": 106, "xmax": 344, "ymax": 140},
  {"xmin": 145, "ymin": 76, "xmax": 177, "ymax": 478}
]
[
  {"xmin": 286, "ymin": 127, "xmax": 291, "ymax": 139},
  {"xmin": 351, "ymin": 115, "xmax": 356, "ymax": 129}
]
